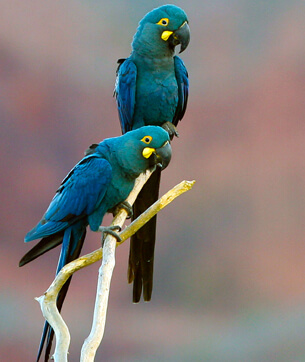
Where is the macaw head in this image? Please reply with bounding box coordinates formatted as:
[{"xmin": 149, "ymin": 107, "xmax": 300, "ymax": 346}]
[
  {"xmin": 132, "ymin": 5, "xmax": 190, "ymax": 57},
  {"xmin": 110, "ymin": 126, "xmax": 172, "ymax": 177}
]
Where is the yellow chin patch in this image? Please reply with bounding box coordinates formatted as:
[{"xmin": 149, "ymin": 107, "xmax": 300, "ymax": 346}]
[
  {"xmin": 161, "ymin": 30, "xmax": 173, "ymax": 41},
  {"xmin": 142, "ymin": 147, "xmax": 155, "ymax": 159}
]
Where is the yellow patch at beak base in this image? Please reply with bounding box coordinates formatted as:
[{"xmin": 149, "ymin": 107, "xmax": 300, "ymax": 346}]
[
  {"xmin": 161, "ymin": 30, "xmax": 173, "ymax": 41},
  {"xmin": 142, "ymin": 147, "xmax": 155, "ymax": 158}
]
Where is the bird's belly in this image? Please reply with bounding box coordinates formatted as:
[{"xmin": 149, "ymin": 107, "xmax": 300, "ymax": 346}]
[
  {"xmin": 134, "ymin": 76, "xmax": 178, "ymax": 127},
  {"xmin": 88, "ymin": 182, "xmax": 132, "ymax": 231}
]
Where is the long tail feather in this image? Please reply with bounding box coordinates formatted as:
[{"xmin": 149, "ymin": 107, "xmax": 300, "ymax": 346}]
[
  {"xmin": 128, "ymin": 169, "xmax": 160, "ymax": 302},
  {"xmin": 19, "ymin": 233, "xmax": 64, "ymax": 267}
]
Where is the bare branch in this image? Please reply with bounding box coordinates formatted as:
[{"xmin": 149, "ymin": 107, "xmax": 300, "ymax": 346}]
[{"xmin": 118, "ymin": 179, "xmax": 196, "ymax": 245}]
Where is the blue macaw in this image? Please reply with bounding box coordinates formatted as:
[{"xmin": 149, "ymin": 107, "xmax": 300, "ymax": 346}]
[
  {"xmin": 114, "ymin": 5, "xmax": 189, "ymax": 303},
  {"xmin": 19, "ymin": 126, "xmax": 171, "ymax": 361}
]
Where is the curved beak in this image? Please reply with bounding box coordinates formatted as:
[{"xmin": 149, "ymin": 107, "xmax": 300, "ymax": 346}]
[
  {"xmin": 149, "ymin": 141, "xmax": 172, "ymax": 170},
  {"xmin": 172, "ymin": 21, "xmax": 190, "ymax": 53}
]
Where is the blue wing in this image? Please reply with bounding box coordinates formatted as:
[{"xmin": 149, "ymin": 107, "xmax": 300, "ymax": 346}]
[
  {"xmin": 173, "ymin": 56, "xmax": 189, "ymax": 126},
  {"xmin": 25, "ymin": 155, "xmax": 112, "ymax": 242},
  {"xmin": 114, "ymin": 58, "xmax": 137, "ymax": 133}
]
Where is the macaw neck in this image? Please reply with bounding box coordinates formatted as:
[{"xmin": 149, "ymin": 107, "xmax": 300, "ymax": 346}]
[
  {"xmin": 130, "ymin": 50, "xmax": 175, "ymax": 70},
  {"xmin": 98, "ymin": 139, "xmax": 145, "ymax": 180},
  {"xmin": 131, "ymin": 45, "xmax": 174, "ymax": 59}
]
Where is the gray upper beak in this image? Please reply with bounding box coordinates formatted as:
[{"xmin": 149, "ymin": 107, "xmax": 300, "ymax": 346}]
[
  {"xmin": 173, "ymin": 21, "xmax": 190, "ymax": 53},
  {"xmin": 150, "ymin": 141, "xmax": 172, "ymax": 170}
]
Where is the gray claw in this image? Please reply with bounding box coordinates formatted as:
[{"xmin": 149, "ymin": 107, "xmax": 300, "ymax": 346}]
[
  {"xmin": 99, "ymin": 225, "xmax": 122, "ymax": 246},
  {"xmin": 161, "ymin": 121, "xmax": 179, "ymax": 139},
  {"xmin": 111, "ymin": 201, "xmax": 133, "ymax": 219},
  {"xmin": 119, "ymin": 201, "xmax": 133, "ymax": 219}
]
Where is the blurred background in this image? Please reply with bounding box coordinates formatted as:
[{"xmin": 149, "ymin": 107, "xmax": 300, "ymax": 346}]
[{"xmin": 1, "ymin": 0, "xmax": 305, "ymax": 360}]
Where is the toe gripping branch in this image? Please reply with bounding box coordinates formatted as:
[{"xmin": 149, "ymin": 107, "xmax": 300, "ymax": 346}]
[
  {"xmin": 98, "ymin": 225, "xmax": 122, "ymax": 246},
  {"xmin": 100, "ymin": 201, "xmax": 134, "ymax": 246},
  {"xmin": 111, "ymin": 201, "xmax": 133, "ymax": 219}
]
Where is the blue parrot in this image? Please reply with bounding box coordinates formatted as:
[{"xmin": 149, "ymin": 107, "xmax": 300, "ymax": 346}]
[
  {"xmin": 114, "ymin": 5, "xmax": 189, "ymax": 303},
  {"xmin": 19, "ymin": 126, "xmax": 171, "ymax": 361}
]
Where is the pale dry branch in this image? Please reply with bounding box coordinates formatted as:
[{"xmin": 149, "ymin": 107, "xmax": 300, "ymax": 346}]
[
  {"xmin": 36, "ymin": 173, "xmax": 195, "ymax": 361},
  {"xmin": 118, "ymin": 179, "xmax": 196, "ymax": 245}
]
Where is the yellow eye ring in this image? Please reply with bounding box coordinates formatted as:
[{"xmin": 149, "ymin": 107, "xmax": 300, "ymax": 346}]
[
  {"xmin": 157, "ymin": 18, "xmax": 169, "ymax": 26},
  {"xmin": 141, "ymin": 135, "xmax": 153, "ymax": 144}
]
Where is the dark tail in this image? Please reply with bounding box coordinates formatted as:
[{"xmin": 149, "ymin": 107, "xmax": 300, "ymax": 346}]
[
  {"xmin": 127, "ymin": 168, "xmax": 161, "ymax": 302},
  {"xmin": 20, "ymin": 221, "xmax": 86, "ymax": 361},
  {"xmin": 19, "ymin": 233, "xmax": 64, "ymax": 267}
]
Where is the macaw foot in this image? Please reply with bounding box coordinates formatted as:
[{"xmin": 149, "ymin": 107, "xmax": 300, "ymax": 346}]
[
  {"xmin": 111, "ymin": 201, "xmax": 133, "ymax": 219},
  {"xmin": 161, "ymin": 121, "xmax": 179, "ymax": 139},
  {"xmin": 98, "ymin": 225, "xmax": 122, "ymax": 246}
]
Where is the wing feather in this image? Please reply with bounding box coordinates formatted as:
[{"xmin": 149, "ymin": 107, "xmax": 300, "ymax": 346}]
[
  {"xmin": 114, "ymin": 58, "xmax": 137, "ymax": 133},
  {"xmin": 173, "ymin": 56, "xmax": 189, "ymax": 126},
  {"xmin": 25, "ymin": 156, "xmax": 112, "ymax": 242}
]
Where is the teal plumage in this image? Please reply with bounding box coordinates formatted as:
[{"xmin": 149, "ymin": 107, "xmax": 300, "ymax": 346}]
[
  {"xmin": 115, "ymin": 5, "xmax": 189, "ymax": 132},
  {"xmin": 115, "ymin": 5, "xmax": 190, "ymax": 303}
]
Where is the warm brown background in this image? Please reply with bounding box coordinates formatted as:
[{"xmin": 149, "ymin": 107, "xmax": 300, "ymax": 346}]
[{"xmin": 1, "ymin": 1, "xmax": 305, "ymax": 361}]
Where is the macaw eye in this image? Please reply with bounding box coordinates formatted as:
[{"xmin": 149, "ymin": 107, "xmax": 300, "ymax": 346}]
[
  {"xmin": 141, "ymin": 135, "xmax": 153, "ymax": 144},
  {"xmin": 157, "ymin": 18, "xmax": 169, "ymax": 26}
]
